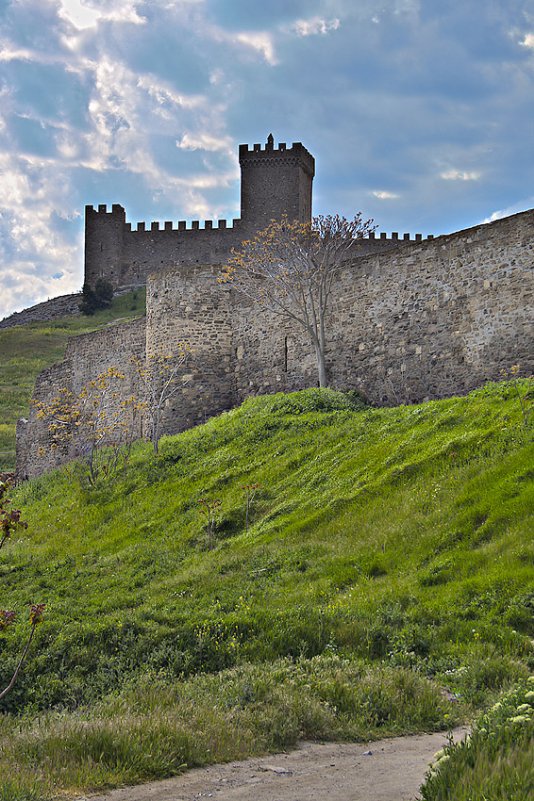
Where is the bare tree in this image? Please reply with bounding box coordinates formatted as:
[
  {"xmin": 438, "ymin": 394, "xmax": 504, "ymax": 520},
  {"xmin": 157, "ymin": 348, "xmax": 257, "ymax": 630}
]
[
  {"xmin": 221, "ymin": 213, "xmax": 375, "ymax": 387},
  {"xmin": 35, "ymin": 367, "xmax": 141, "ymax": 485},
  {"xmin": 134, "ymin": 344, "xmax": 191, "ymax": 454}
]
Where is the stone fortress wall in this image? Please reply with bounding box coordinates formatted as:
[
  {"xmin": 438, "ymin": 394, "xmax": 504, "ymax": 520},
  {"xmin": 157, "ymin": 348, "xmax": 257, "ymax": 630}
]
[
  {"xmin": 230, "ymin": 209, "xmax": 533, "ymax": 406},
  {"xmin": 16, "ymin": 318, "xmax": 146, "ymax": 479},
  {"xmin": 84, "ymin": 137, "xmax": 317, "ymax": 291},
  {"xmin": 16, "ymin": 137, "xmax": 534, "ymax": 479}
]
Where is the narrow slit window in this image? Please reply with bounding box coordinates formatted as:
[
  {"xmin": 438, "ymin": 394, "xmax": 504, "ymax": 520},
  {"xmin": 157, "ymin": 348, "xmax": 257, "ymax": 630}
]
[{"xmin": 284, "ymin": 336, "xmax": 288, "ymax": 372}]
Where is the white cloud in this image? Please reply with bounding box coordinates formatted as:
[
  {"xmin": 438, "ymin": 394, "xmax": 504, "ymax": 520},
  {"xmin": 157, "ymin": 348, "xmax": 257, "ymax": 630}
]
[
  {"xmin": 0, "ymin": 154, "xmax": 82, "ymax": 316},
  {"xmin": 440, "ymin": 170, "xmax": 481, "ymax": 181},
  {"xmin": 292, "ymin": 17, "xmax": 340, "ymax": 37},
  {"xmin": 177, "ymin": 132, "xmax": 233, "ymax": 153},
  {"xmin": 372, "ymin": 190, "xmax": 400, "ymax": 200},
  {"xmin": 137, "ymin": 75, "xmax": 204, "ymax": 111},
  {"xmin": 234, "ymin": 32, "xmax": 278, "ymax": 65},
  {"xmin": 482, "ymin": 196, "xmax": 534, "ymax": 223},
  {"xmin": 0, "ymin": 38, "xmax": 66, "ymax": 65},
  {"xmin": 520, "ymin": 33, "xmax": 534, "ymax": 48},
  {"xmin": 58, "ymin": 0, "xmax": 146, "ymax": 30},
  {"xmin": 0, "ymin": 44, "xmax": 36, "ymax": 62}
]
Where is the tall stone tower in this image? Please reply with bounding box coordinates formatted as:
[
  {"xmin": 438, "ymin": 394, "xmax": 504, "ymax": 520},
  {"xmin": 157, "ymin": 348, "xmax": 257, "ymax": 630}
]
[{"xmin": 239, "ymin": 134, "xmax": 315, "ymax": 229}]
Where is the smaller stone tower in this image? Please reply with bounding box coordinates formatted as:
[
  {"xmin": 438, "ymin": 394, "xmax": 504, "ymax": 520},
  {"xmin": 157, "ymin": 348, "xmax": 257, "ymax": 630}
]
[
  {"xmin": 239, "ymin": 135, "xmax": 315, "ymax": 229},
  {"xmin": 84, "ymin": 204, "xmax": 126, "ymax": 288}
]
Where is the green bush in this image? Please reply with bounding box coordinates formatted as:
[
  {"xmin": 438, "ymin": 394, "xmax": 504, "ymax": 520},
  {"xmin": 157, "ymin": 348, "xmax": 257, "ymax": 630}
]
[{"xmin": 420, "ymin": 678, "xmax": 534, "ymax": 801}]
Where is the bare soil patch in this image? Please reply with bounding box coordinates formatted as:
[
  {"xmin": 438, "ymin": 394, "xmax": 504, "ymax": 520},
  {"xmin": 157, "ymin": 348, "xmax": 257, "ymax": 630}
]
[{"xmin": 83, "ymin": 727, "xmax": 467, "ymax": 801}]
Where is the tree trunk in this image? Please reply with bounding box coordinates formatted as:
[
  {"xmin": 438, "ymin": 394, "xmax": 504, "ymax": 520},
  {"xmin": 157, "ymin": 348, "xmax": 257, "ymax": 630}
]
[
  {"xmin": 314, "ymin": 341, "xmax": 328, "ymax": 387},
  {"xmin": 152, "ymin": 415, "xmax": 160, "ymax": 454},
  {"xmin": 316, "ymin": 311, "xmax": 328, "ymax": 387}
]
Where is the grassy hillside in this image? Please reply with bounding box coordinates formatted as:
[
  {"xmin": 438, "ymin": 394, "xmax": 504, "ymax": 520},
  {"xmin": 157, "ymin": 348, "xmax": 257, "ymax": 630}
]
[
  {"xmin": 0, "ymin": 382, "xmax": 532, "ymax": 798},
  {"xmin": 0, "ymin": 290, "xmax": 145, "ymax": 471}
]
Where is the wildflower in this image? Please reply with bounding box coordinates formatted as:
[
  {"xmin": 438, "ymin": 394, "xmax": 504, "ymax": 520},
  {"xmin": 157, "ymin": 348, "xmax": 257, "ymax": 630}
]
[{"xmin": 0, "ymin": 609, "xmax": 16, "ymax": 630}]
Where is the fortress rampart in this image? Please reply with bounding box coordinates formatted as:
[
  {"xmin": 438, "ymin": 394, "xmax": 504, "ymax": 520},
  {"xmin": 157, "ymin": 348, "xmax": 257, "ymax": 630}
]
[
  {"xmin": 84, "ymin": 202, "xmax": 431, "ymax": 291},
  {"xmin": 17, "ymin": 206, "xmax": 534, "ymax": 480},
  {"xmin": 15, "ymin": 136, "xmax": 534, "ymax": 479},
  {"xmin": 84, "ymin": 137, "xmax": 317, "ymax": 291},
  {"xmin": 230, "ymin": 208, "xmax": 533, "ymax": 406},
  {"xmin": 16, "ymin": 318, "xmax": 146, "ymax": 478}
]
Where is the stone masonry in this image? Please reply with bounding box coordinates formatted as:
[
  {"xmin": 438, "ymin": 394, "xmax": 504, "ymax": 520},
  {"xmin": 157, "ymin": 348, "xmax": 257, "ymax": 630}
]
[{"xmin": 16, "ymin": 137, "xmax": 534, "ymax": 479}]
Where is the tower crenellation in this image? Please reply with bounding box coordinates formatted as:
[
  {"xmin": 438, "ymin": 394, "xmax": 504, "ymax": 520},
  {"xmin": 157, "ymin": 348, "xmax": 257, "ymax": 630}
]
[{"xmin": 239, "ymin": 137, "xmax": 315, "ymax": 227}]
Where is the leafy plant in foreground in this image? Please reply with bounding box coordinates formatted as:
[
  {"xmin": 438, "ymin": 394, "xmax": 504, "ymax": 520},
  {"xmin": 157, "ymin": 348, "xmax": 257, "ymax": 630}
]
[
  {"xmin": 0, "ymin": 474, "xmax": 45, "ymax": 703},
  {"xmin": 221, "ymin": 213, "xmax": 375, "ymax": 387},
  {"xmin": 197, "ymin": 497, "xmax": 222, "ymax": 546},
  {"xmin": 133, "ymin": 343, "xmax": 191, "ymax": 454},
  {"xmin": 242, "ymin": 482, "xmax": 261, "ymax": 533}
]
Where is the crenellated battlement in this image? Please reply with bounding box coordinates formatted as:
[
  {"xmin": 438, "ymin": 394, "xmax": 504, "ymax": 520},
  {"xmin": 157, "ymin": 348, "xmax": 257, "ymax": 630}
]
[
  {"xmin": 85, "ymin": 203, "xmax": 126, "ymax": 216},
  {"xmin": 84, "ymin": 135, "xmax": 318, "ymax": 290},
  {"xmin": 239, "ymin": 135, "xmax": 315, "ymax": 178},
  {"xmin": 124, "ymin": 218, "xmax": 241, "ymax": 233},
  {"xmin": 368, "ymin": 231, "xmax": 434, "ymax": 242}
]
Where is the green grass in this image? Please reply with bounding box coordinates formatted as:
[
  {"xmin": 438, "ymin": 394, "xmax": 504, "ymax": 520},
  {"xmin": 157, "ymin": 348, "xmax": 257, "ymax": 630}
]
[
  {"xmin": 0, "ymin": 382, "xmax": 532, "ymax": 798},
  {"xmin": 0, "ymin": 290, "xmax": 146, "ymax": 471}
]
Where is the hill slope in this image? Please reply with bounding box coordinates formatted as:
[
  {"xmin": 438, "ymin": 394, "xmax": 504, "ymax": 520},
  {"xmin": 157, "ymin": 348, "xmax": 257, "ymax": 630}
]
[
  {"xmin": 0, "ymin": 290, "xmax": 145, "ymax": 470},
  {"xmin": 0, "ymin": 384, "xmax": 532, "ymax": 798}
]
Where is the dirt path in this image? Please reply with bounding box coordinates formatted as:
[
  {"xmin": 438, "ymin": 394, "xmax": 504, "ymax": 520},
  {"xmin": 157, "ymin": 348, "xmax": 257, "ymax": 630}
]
[{"xmin": 83, "ymin": 727, "xmax": 467, "ymax": 801}]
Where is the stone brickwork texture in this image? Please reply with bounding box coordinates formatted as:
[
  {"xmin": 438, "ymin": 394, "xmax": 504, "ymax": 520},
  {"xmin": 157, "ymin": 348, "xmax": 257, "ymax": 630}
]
[{"xmin": 231, "ymin": 209, "xmax": 533, "ymax": 406}]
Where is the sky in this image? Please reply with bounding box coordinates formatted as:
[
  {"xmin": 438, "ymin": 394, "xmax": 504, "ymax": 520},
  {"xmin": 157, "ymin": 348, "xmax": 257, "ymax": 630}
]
[{"xmin": 1, "ymin": 0, "xmax": 533, "ymax": 318}]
